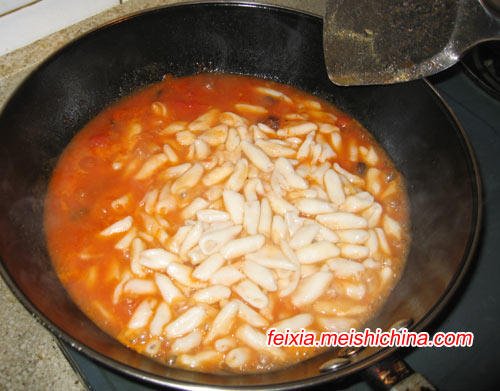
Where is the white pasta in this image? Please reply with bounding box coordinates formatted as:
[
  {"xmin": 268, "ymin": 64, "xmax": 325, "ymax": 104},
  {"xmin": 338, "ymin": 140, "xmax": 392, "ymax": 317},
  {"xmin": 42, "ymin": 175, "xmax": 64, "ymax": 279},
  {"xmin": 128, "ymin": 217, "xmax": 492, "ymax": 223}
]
[
  {"xmin": 336, "ymin": 229, "xmax": 369, "ymax": 244},
  {"xmin": 193, "ymin": 253, "xmax": 225, "ymax": 281},
  {"xmin": 163, "ymin": 143, "xmax": 179, "ymax": 163},
  {"xmin": 165, "ymin": 306, "xmax": 206, "ymax": 338},
  {"xmin": 205, "ymin": 300, "xmax": 239, "ymax": 342},
  {"xmin": 171, "ymin": 330, "xmax": 202, "ymax": 354},
  {"xmin": 236, "ymin": 324, "xmax": 284, "ymax": 359},
  {"xmin": 150, "ymin": 302, "xmax": 171, "ymax": 336},
  {"xmin": 258, "ymin": 198, "xmax": 272, "ymax": 237},
  {"xmin": 362, "ymin": 203, "xmax": 383, "ymax": 228},
  {"xmin": 188, "ymin": 109, "xmax": 219, "ymax": 131},
  {"xmin": 294, "ymin": 198, "xmax": 335, "ymax": 215},
  {"xmin": 285, "ymin": 121, "xmax": 318, "ymax": 136},
  {"xmin": 100, "ymin": 216, "xmax": 133, "ymax": 236},
  {"xmin": 272, "ymin": 313, "xmax": 313, "ymax": 332},
  {"xmin": 327, "ymin": 258, "xmax": 365, "ymax": 278},
  {"xmin": 198, "ymin": 225, "xmax": 242, "ymax": 255},
  {"xmin": 242, "ymin": 260, "xmax": 277, "ymax": 292},
  {"xmin": 295, "ymin": 241, "xmax": 340, "ymax": 264},
  {"xmin": 194, "ymin": 139, "xmax": 210, "ymax": 160},
  {"xmin": 128, "ymin": 299, "xmax": 156, "ymax": 329},
  {"xmin": 181, "ymin": 197, "xmax": 209, "ymax": 220},
  {"xmin": 179, "ymin": 222, "xmax": 203, "ymax": 257},
  {"xmin": 215, "ymin": 337, "xmax": 237, "ymax": 352},
  {"xmin": 291, "ymin": 271, "xmax": 333, "ymax": 307},
  {"xmin": 210, "ymin": 266, "xmax": 245, "ymax": 286},
  {"xmin": 233, "ymin": 279, "xmax": 269, "ymax": 309},
  {"xmin": 274, "ymin": 158, "xmax": 308, "ymax": 190},
  {"xmin": 115, "ymin": 227, "xmax": 136, "ymax": 250},
  {"xmin": 324, "ymin": 169, "xmax": 345, "ymax": 206},
  {"xmin": 243, "ymin": 200, "xmax": 260, "ymax": 235},
  {"xmin": 196, "ymin": 209, "xmax": 230, "ymax": 223},
  {"xmin": 383, "ymin": 215, "xmax": 402, "ymax": 240},
  {"xmin": 240, "ymin": 141, "xmax": 273, "ymax": 173},
  {"xmin": 316, "ymin": 212, "xmax": 368, "ymax": 230},
  {"xmin": 223, "ymin": 190, "xmax": 245, "ymax": 225},
  {"xmin": 220, "ymin": 235, "xmax": 265, "ymax": 260},
  {"xmin": 225, "ymin": 347, "xmax": 251, "ymax": 369},
  {"xmin": 123, "ymin": 279, "xmax": 157, "ymax": 295},
  {"xmin": 193, "ymin": 285, "xmax": 231, "ymax": 304},
  {"xmin": 162, "ymin": 163, "xmax": 191, "ymax": 180},
  {"xmin": 339, "ymin": 243, "xmax": 370, "ymax": 259},
  {"xmin": 342, "ymin": 192, "xmax": 374, "ymax": 213},
  {"xmin": 139, "ymin": 248, "xmax": 178, "ymax": 270},
  {"xmin": 289, "ymin": 224, "xmax": 320, "ymax": 249},
  {"xmin": 225, "ymin": 158, "xmax": 248, "ymax": 192},
  {"xmin": 255, "ymin": 139, "xmax": 295, "ymax": 158},
  {"xmin": 134, "ymin": 154, "xmax": 168, "ymax": 180},
  {"xmin": 155, "ymin": 272, "xmax": 184, "ymax": 303},
  {"xmin": 255, "ymin": 86, "xmax": 293, "ymax": 103},
  {"xmin": 171, "ymin": 163, "xmax": 204, "ymax": 194},
  {"xmin": 202, "ymin": 165, "xmax": 234, "ymax": 186}
]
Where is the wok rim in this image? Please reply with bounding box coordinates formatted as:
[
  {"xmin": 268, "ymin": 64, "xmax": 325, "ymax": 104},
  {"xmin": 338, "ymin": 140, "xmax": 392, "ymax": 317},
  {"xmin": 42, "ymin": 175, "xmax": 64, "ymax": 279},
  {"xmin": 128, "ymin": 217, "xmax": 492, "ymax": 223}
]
[{"xmin": 0, "ymin": 1, "xmax": 483, "ymax": 389}]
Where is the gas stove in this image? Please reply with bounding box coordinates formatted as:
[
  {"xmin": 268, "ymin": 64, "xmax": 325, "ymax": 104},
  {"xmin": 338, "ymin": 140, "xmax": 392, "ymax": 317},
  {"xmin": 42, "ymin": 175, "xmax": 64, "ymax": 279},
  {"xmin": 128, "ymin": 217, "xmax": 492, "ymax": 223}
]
[{"xmin": 58, "ymin": 64, "xmax": 500, "ymax": 391}]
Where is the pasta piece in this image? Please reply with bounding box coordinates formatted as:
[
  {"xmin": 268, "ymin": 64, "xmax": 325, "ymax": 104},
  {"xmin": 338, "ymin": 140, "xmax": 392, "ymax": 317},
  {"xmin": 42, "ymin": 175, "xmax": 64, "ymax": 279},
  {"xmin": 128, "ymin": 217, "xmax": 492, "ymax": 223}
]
[
  {"xmin": 171, "ymin": 330, "xmax": 202, "ymax": 354},
  {"xmin": 163, "ymin": 143, "xmax": 179, "ymax": 163},
  {"xmin": 284, "ymin": 121, "xmax": 318, "ymax": 136},
  {"xmin": 134, "ymin": 154, "xmax": 168, "ymax": 180},
  {"xmin": 179, "ymin": 222, "xmax": 203, "ymax": 258},
  {"xmin": 236, "ymin": 324, "xmax": 284, "ymax": 359},
  {"xmin": 128, "ymin": 299, "xmax": 156, "ymax": 329},
  {"xmin": 115, "ymin": 227, "xmax": 137, "ymax": 250},
  {"xmin": 225, "ymin": 347, "xmax": 251, "ymax": 369},
  {"xmin": 139, "ymin": 248, "xmax": 179, "ymax": 270},
  {"xmin": 198, "ymin": 225, "xmax": 242, "ymax": 255},
  {"xmin": 210, "ymin": 266, "xmax": 245, "ymax": 286},
  {"xmin": 100, "ymin": 216, "xmax": 133, "ymax": 236},
  {"xmin": 316, "ymin": 212, "xmax": 368, "ymax": 230},
  {"xmin": 161, "ymin": 163, "xmax": 191, "ymax": 180},
  {"xmin": 193, "ymin": 285, "xmax": 231, "ymax": 304},
  {"xmin": 223, "ymin": 190, "xmax": 245, "ymax": 224},
  {"xmin": 203, "ymin": 165, "xmax": 234, "ymax": 186},
  {"xmin": 258, "ymin": 198, "xmax": 272, "ymax": 238},
  {"xmin": 240, "ymin": 141, "xmax": 273, "ymax": 173},
  {"xmin": 160, "ymin": 121, "xmax": 187, "ymax": 135},
  {"xmin": 327, "ymin": 258, "xmax": 365, "ymax": 278},
  {"xmin": 171, "ymin": 163, "xmax": 204, "ymax": 194},
  {"xmin": 225, "ymin": 158, "xmax": 248, "ymax": 192},
  {"xmin": 233, "ymin": 279, "xmax": 269, "ymax": 309},
  {"xmin": 274, "ymin": 158, "xmax": 308, "ymax": 190},
  {"xmin": 341, "ymin": 192, "xmax": 374, "ymax": 213},
  {"xmin": 291, "ymin": 271, "xmax": 333, "ymax": 307},
  {"xmin": 362, "ymin": 203, "xmax": 383, "ymax": 228},
  {"xmin": 196, "ymin": 209, "xmax": 230, "ymax": 223},
  {"xmin": 181, "ymin": 197, "xmax": 209, "ymax": 220},
  {"xmin": 155, "ymin": 273, "xmax": 184, "ymax": 303},
  {"xmin": 271, "ymin": 313, "xmax": 313, "ymax": 332},
  {"xmin": 294, "ymin": 198, "xmax": 335, "ymax": 215},
  {"xmin": 235, "ymin": 103, "xmax": 268, "ymax": 114},
  {"xmin": 205, "ymin": 300, "xmax": 239, "ymax": 342},
  {"xmin": 324, "ymin": 169, "xmax": 345, "ymax": 206},
  {"xmin": 383, "ymin": 215, "xmax": 402, "ymax": 240},
  {"xmin": 215, "ymin": 337, "xmax": 237, "ymax": 352},
  {"xmin": 242, "ymin": 260, "xmax": 277, "ymax": 292},
  {"xmin": 178, "ymin": 351, "xmax": 219, "ymax": 368},
  {"xmin": 200, "ymin": 124, "xmax": 228, "ymax": 146},
  {"xmin": 267, "ymin": 193, "xmax": 298, "ymax": 216},
  {"xmin": 188, "ymin": 109, "xmax": 220, "ymax": 131},
  {"xmin": 289, "ymin": 224, "xmax": 320, "ymax": 249},
  {"xmin": 243, "ymin": 200, "xmax": 260, "ymax": 235},
  {"xmin": 123, "ymin": 279, "xmax": 157, "ymax": 295},
  {"xmin": 165, "ymin": 306, "xmax": 206, "ymax": 338},
  {"xmin": 220, "ymin": 235, "xmax": 265, "ymax": 260},
  {"xmin": 150, "ymin": 302, "xmax": 171, "ymax": 336},
  {"xmin": 226, "ymin": 127, "xmax": 240, "ymax": 151},
  {"xmin": 255, "ymin": 139, "xmax": 295, "ymax": 158},
  {"xmin": 255, "ymin": 86, "xmax": 293, "ymax": 103},
  {"xmin": 337, "ymin": 229, "xmax": 369, "ymax": 244},
  {"xmin": 295, "ymin": 241, "xmax": 340, "ymax": 264}
]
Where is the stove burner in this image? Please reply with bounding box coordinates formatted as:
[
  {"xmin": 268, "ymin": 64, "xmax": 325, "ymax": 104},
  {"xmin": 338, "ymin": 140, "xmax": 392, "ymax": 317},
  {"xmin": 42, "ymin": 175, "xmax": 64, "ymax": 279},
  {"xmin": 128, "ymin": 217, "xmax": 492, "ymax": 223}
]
[{"xmin": 462, "ymin": 41, "xmax": 500, "ymax": 100}]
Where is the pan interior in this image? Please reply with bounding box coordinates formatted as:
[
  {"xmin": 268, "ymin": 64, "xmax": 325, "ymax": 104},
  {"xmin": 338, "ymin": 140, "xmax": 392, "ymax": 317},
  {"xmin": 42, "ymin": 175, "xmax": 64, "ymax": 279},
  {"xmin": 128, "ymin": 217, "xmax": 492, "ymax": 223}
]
[{"xmin": 0, "ymin": 3, "xmax": 480, "ymax": 389}]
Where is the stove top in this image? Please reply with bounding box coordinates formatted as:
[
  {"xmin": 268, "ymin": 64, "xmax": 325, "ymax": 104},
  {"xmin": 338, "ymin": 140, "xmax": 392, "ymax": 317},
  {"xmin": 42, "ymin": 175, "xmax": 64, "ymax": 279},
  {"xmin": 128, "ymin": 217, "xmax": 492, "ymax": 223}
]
[{"xmin": 59, "ymin": 65, "xmax": 500, "ymax": 391}]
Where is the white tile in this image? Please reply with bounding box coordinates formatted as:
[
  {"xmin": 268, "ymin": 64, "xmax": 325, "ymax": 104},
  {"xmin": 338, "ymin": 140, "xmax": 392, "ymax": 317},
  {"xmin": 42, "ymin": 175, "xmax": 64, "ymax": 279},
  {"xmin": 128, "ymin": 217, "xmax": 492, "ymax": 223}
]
[{"xmin": 0, "ymin": 0, "xmax": 120, "ymax": 55}]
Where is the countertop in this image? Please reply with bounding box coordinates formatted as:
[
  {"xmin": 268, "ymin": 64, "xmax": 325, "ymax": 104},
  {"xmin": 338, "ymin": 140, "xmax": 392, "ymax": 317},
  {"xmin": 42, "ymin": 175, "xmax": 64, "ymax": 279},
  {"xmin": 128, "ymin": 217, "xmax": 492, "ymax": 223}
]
[{"xmin": 0, "ymin": 1, "xmax": 323, "ymax": 390}]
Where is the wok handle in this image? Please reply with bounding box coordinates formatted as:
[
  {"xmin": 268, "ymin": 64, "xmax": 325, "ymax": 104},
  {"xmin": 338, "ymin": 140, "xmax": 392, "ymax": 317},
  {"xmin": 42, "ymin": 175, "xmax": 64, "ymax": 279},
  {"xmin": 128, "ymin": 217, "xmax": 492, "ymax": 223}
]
[{"xmin": 364, "ymin": 356, "xmax": 437, "ymax": 391}]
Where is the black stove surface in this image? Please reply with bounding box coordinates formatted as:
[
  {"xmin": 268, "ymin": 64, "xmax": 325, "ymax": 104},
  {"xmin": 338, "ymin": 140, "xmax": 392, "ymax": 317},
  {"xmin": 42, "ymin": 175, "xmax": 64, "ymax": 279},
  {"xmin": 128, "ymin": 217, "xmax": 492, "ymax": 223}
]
[{"xmin": 60, "ymin": 65, "xmax": 500, "ymax": 391}]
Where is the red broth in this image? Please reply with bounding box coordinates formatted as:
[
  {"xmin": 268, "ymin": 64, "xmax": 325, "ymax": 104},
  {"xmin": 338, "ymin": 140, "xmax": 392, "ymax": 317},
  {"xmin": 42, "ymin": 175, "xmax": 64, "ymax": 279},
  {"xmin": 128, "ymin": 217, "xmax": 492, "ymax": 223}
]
[{"xmin": 45, "ymin": 73, "xmax": 409, "ymax": 373}]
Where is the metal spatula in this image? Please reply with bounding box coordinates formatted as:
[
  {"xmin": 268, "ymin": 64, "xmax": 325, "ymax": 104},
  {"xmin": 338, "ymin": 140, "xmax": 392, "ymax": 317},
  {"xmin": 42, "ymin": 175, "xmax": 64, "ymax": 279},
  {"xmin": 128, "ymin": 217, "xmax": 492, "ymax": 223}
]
[{"xmin": 324, "ymin": 0, "xmax": 500, "ymax": 85}]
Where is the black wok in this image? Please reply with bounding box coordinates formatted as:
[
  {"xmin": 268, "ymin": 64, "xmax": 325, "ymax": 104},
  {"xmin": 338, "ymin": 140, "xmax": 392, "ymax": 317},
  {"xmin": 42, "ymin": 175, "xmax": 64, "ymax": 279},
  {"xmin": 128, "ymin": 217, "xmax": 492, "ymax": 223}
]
[{"xmin": 0, "ymin": 2, "xmax": 481, "ymax": 390}]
